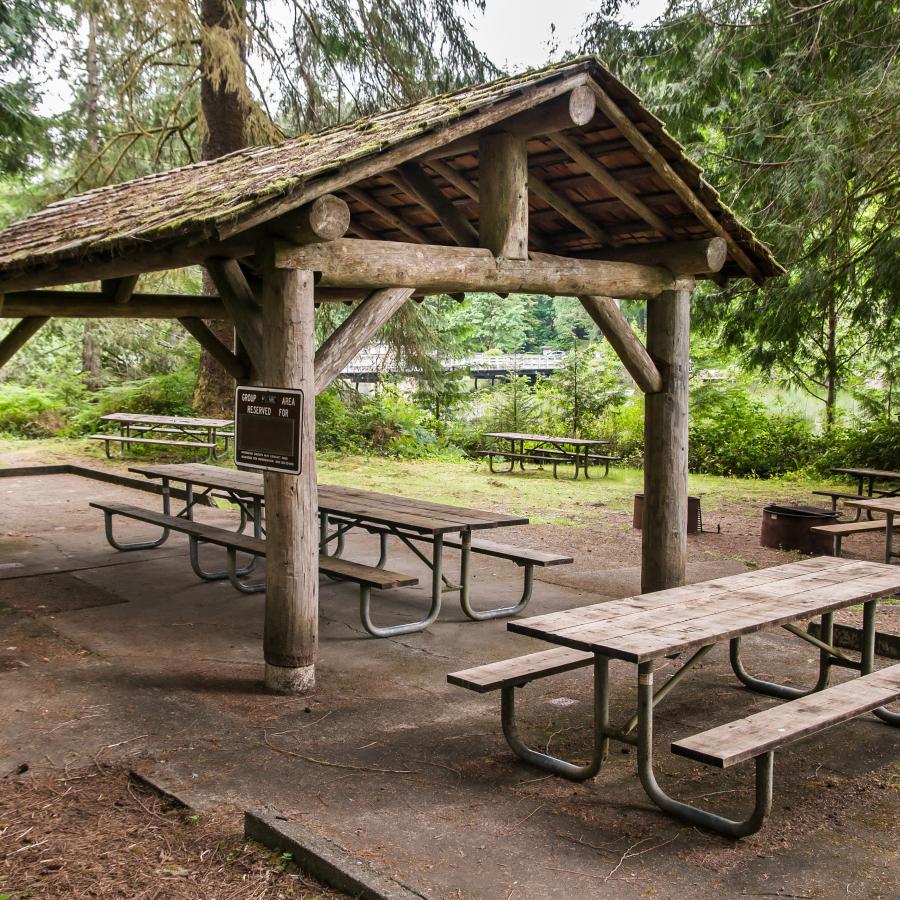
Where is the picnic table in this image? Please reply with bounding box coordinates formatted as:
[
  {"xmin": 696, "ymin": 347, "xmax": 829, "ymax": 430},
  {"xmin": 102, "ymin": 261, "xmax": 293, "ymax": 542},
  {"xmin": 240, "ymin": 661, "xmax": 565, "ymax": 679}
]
[
  {"xmin": 844, "ymin": 495, "xmax": 900, "ymax": 564},
  {"xmin": 479, "ymin": 431, "xmax": 620, "ymax": 479},
  {"xmin": 121, "ymin": 463, "xmax": 555, "ymax": 636},
  {"xmin": 831, "ymin": 466, "xmax": 900, "ymax": 498},
  {"xmin": 90, "ymin": 412, "xmax": 233, "ymax": 459},
  {"xmin": 450, "ymin": 556, "xmax": 900, "ymax": 836}
]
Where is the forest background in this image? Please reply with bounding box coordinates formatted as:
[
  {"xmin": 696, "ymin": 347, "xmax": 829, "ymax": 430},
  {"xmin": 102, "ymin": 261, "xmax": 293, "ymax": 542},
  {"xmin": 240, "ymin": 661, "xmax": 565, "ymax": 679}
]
[{"xmin": 0, "ymin": 0, "xmax": 897, "ymax": 478}]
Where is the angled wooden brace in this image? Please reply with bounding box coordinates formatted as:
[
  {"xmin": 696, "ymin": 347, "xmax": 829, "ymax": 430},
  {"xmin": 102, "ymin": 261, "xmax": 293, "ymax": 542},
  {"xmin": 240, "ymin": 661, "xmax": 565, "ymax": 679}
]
[{"xmin": 314, "ymin": 287, "xmax": 415, "ymax": 395}]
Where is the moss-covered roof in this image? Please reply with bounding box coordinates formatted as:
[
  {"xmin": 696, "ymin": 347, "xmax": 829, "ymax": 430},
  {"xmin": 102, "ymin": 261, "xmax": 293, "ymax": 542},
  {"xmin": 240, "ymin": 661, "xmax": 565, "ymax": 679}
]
[{"xmin": 0, "ymin": 57, "xmax": 781, "ymax": 286}]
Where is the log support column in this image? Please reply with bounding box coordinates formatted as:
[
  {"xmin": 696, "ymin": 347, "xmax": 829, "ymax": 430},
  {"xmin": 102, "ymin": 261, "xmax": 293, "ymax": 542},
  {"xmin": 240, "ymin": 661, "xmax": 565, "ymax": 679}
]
[
  {"xmin": 641, "ymin": 282, "xmax": 692, "ymax": 593},
  {"xmin": 260, "ymin": 249, "xmax": 318, "ymax": 694}
]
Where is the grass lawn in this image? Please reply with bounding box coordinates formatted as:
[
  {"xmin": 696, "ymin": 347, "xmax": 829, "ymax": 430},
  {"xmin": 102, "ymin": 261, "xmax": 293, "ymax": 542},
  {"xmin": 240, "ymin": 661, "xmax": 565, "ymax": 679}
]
[{"xmin": 1, "ymin": 436, "xmax": 825, "ymax": 528}]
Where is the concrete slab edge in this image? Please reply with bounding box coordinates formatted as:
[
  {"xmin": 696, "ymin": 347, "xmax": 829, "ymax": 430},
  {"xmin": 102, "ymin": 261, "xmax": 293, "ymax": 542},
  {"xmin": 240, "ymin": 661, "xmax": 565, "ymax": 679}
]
[{"xmin": 244, "ymin": 807, "xmax": 429, "ymax": 900}]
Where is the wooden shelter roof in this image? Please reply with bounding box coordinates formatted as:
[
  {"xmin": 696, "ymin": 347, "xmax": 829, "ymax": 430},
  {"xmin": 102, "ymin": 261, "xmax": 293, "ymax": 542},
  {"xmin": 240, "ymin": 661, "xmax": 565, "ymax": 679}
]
[{"xmin": 0, "ymin": 57, "xmax": 781, "ymax": 290}]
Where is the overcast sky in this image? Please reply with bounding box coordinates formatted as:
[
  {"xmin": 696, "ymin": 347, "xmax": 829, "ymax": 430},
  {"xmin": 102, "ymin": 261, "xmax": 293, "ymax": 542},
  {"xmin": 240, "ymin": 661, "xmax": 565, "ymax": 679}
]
[
  {"xmin": 470, "ymin": 0, "xmax": 668, "ymax": 70},
  {"xmin": 37, "ymin": 1, "xmax": 670, "ymax": 116}
]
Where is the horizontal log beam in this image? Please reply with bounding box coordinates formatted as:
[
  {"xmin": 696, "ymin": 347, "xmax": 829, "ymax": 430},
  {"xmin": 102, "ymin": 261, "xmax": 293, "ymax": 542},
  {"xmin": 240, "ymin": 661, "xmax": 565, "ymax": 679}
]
[
  {"xmin": 276, "ymin": 238, "xmax": 675, "ymax": 299},
  {"xmin": 178, "ymin": 317, "xmax": 247, "ymax": 381},
  {"xmin": 0, "ymin": 317, "xmax": 50, "ymax": 369},
  {"xmin": 314, "ymin": 287, "xmax": 414, "ymax": 394},
  {"xmin": 583, "ymin": 238, "xmax": 727, "ymax": 276},
  {"xmin": 579, "ymin": 296, "xmax": 663, "ymax": 394},
  {"xmin": 1, "ymin": 291, "xmax": 227, "ymax": 318}
]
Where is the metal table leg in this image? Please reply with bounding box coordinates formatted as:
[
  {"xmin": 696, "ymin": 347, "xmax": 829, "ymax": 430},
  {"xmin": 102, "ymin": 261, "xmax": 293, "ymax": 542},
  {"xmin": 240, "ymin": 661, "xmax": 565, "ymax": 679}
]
[
  {"xmin": 636, "ymin": 660, "xmax": 774, "ymax": 838},
  {"xmin": 861, "ymin": 599, "xmax": 900, "ymax": 726}
]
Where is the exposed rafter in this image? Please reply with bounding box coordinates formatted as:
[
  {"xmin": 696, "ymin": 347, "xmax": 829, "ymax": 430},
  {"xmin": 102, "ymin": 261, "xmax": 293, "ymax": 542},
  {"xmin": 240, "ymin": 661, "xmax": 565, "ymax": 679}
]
[
  {"xmin": 528, "ymin": 174, "xmax": 614, "ymax": 247},
  {"xmin": 585, "ymin": 81, "xmax": 764, "ymax": 282},
  {"xmin": 343, "ymin": 185, "xmax": 428, "ymax": 244},
  {"xmin": 550, "ymin": 133, "xmax": 676, "ymax": 239}
]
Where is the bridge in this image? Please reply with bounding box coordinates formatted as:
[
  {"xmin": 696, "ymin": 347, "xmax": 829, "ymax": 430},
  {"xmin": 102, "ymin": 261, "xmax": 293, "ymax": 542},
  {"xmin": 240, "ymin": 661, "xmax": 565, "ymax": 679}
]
[{"xmin": 341, "ymin": 350, "xmax": 568, "ymax": 385}]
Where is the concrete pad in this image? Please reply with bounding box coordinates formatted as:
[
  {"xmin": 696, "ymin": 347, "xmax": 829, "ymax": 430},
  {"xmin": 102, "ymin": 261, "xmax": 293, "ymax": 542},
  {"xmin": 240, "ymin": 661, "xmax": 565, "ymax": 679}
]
[{"xmin": 0, "ymin": 471, "xmax": 897, "ymax": 899}]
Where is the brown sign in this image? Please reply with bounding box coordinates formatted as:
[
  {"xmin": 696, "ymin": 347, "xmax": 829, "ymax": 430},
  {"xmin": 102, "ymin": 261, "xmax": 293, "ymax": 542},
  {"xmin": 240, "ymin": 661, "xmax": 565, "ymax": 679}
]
[{"xmin": 234, "ymin": 386, "xmax": 304, "ymax": 474}]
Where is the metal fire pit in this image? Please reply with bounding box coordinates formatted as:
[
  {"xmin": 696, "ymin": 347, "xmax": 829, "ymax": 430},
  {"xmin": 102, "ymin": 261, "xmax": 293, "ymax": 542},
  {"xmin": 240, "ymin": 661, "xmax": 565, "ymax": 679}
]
[{"xmin": 760, "ymin": 504, "xmax": 839, "ymax": 554}]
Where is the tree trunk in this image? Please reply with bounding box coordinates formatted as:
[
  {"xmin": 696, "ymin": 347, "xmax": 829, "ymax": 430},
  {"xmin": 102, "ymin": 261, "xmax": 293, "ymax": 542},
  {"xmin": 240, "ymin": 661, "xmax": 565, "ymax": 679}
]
[
  {"xmin": 824, "ymin": 292, "xmax": 838, "ymax": 431},
  {"xmin": 193, "ymin": 0, "xmax": 249, "ymax": 416},
  {"xmin": 81, "ymin": 4, "xmax": 102, "ymax": 391}
]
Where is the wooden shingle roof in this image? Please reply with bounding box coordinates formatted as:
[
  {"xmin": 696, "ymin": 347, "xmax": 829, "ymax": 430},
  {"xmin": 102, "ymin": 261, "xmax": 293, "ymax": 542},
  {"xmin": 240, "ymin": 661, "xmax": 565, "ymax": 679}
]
[{"xmin": 0, "ymin": 57, "xmax": 781, "ymax": 288}]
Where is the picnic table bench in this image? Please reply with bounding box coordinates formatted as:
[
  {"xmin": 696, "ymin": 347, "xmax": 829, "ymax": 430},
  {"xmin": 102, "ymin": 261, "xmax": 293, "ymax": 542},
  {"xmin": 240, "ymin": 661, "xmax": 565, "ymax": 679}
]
[
  {"xmin": 90, "ymin": 413, "xmax": 233, "ymax": 460},
  {"xmin": 94, "ymin": 463, "xmax": 565, "ymax": 637},
  {"xmin": 90, "ymin": 501, "xmax": 418, "ymax": 618},
  {"xmin": 449, "ymin": 556, "xmax": 900, "ymax": 836},
  {"xmin": 813, "ymin": 466, "xmax": 900, "ymax": 522},
  {"xmin": 478, "ymin": 432, "xmax": 621, "ymax": 479}
]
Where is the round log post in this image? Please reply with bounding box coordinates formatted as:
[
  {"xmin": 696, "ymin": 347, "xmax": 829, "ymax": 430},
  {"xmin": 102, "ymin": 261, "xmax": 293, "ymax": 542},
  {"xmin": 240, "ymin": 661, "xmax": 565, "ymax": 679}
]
[
  {"xmin": 641, "ymin": 284, "xmax": 691, "ymax": 593},
  {"xmin": 260, "ymin": 249, "xmax": 318, "ymax": 694}
]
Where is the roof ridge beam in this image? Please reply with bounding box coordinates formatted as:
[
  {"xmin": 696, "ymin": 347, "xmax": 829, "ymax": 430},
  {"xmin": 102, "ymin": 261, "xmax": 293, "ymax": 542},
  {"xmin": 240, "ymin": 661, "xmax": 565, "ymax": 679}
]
[{"xmin": 424, "ymin": 85, "xmax": 596, "ymax": 161}]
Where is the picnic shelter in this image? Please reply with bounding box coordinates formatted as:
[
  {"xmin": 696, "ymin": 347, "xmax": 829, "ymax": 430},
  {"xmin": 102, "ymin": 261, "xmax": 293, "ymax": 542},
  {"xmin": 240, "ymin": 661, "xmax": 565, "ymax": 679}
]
[{"xmin": 0, "ymin": 56, "xmax": 781, "ymax": 693}]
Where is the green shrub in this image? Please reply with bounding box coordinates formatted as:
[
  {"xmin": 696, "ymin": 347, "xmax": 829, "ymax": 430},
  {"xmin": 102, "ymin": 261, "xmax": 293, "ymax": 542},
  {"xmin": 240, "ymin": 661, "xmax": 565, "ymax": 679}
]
[
  {"xmin": 814, "ymin": 418, "xmax": 900, "ymax": 474},
  {"xmin": 688, "ymin": 384, "xmax": 818, "ymax": 477},
  {"xmin": 65, "ymin": 369, "xmax": 198, "ymax": 435},
  {"xmin": 0, "ymin": 385, "xmax": 65, "ymax": 436},
  {"xmin": 315, "ymin": 385, "xmax": 442, "ymax": 458}
]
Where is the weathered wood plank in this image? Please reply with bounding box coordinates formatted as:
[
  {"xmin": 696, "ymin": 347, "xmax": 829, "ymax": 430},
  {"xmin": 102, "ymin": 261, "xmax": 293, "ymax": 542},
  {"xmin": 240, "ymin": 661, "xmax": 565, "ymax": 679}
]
[
  {"xmin": 672, "ymin": 663, "xmax": 900, "ymax": 767},
  {"xmin": 448, "ymin": 647, "xmax": 594, "ymax": 693}
]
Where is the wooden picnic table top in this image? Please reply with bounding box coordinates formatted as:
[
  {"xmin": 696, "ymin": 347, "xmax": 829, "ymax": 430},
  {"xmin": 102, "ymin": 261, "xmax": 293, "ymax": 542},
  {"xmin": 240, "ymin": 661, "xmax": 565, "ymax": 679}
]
[
  {"xmin": 129, "ymin": 462, "xmax": 527, "ymax": 535},
  {"xmin": 508, "ymin": 557, "xmax": 900, "ymax": 663},
  {"xmin": 102, "ymin": 412, "xmax": 233, "ymax": 428},
  {"xmin": 484, "ymin": 432, "xmax": 610, "ymax": 447},
  {"xmin": 831, "ymin": 467, "xmax": 900, "ymax": 481},
  {"xmin": 844, "ymin": 496, "xmax": 900, "ymax": 515}
]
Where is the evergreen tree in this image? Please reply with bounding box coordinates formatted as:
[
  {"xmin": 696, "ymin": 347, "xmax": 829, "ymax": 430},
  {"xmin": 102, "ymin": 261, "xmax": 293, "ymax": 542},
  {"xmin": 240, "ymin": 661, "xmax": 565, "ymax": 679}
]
[{"xmin": 582, "ymin": 0, "xmax": 900, "ymax": 429}]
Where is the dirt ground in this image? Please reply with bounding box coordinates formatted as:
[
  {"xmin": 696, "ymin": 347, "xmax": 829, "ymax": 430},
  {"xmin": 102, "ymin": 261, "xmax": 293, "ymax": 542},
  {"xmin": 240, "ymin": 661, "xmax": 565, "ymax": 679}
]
[{"xmin": 1, "ymin": 449, "xmax": 898, "ymax": 899}]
